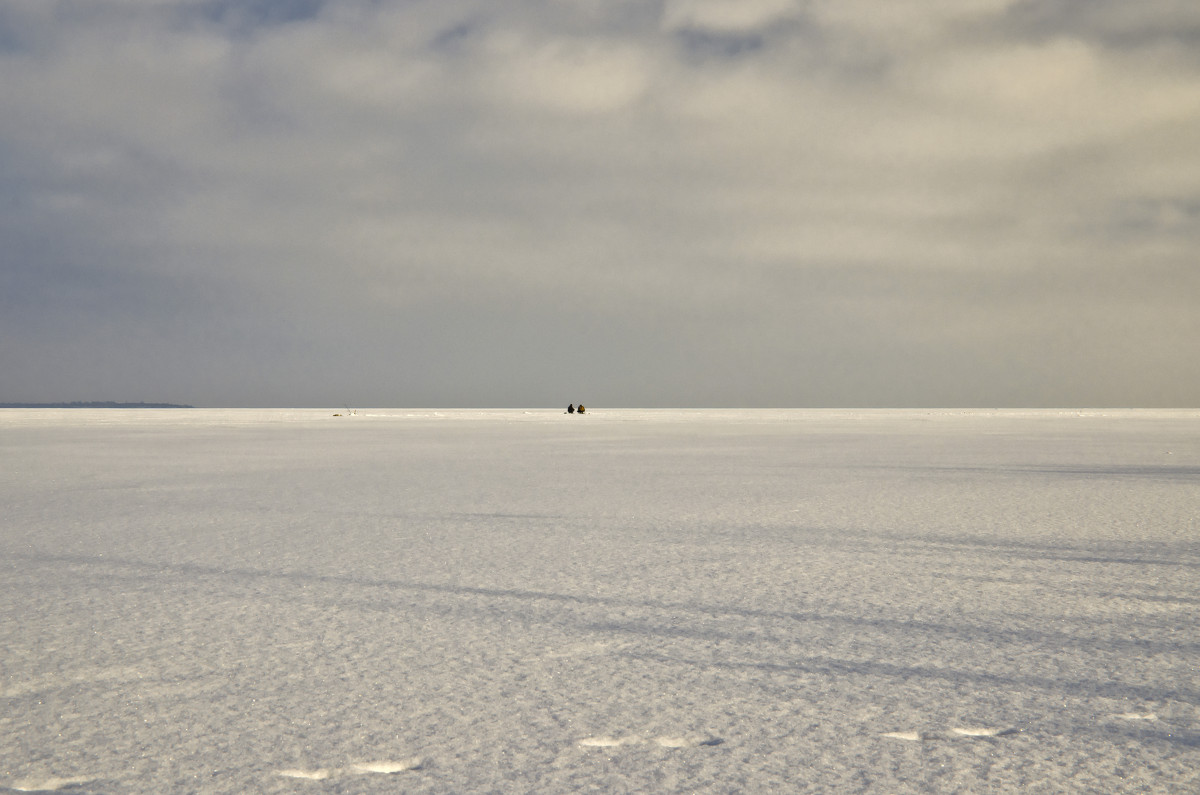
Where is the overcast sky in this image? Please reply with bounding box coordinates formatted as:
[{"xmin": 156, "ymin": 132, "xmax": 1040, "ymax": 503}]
[{"xmin": 2, "ymin": 0, "xmax": 1197, "ymax": 407}]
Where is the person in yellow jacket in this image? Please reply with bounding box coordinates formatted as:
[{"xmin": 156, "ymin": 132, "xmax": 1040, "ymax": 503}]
[{"xmin": 577, "ymin": 404, "xmax": 586, "ymax": 414}]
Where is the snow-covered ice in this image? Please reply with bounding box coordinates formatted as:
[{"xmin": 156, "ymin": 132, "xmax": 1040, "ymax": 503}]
[{"xmin": 1, "ymin": 408, "xmax": 1198, "ymax": 793}]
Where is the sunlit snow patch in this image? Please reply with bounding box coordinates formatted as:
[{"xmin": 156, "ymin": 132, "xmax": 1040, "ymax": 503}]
[{"xmin": 1113, "ymin": 712, "xmax": 1158, "ymax": 721}]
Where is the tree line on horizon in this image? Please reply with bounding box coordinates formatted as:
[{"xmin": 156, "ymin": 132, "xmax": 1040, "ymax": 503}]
[{"xmin": 0, "ymin": 401, "xmax": 193, "ymax": 408}]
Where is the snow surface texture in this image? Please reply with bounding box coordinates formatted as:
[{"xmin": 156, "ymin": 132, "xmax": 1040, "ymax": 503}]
[{"xmin": 1, "ymin": 408, "xmax": 1198, "ymax": 793}]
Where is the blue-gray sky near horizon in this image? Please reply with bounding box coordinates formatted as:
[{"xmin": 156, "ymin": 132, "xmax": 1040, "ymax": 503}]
[{"xmin": 1, "ymin": 0, "xmax": 1198, "ymax": 408}]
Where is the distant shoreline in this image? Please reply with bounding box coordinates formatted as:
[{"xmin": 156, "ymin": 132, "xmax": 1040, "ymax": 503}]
[{"xmin": 0, "ymin": 402, "xmax": 194, "ymax": 409}]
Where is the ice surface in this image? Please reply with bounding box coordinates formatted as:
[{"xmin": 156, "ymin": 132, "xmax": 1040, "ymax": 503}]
[{"xmin": 2, "ymin": 408, "xmax": 1198, "ymax": 793}]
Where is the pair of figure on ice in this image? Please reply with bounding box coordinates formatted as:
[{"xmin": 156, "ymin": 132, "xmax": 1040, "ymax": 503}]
[{"xmin": 567, "ymin": 403, "xmax": 586, "ymax": 414}]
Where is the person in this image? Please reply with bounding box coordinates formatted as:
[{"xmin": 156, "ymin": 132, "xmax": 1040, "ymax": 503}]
[
  {"xmin": 577, "ymin": 404, "xmax": 586, "ymax": 414},
  {"xmin": 567, "ymin": 404, "xmax": 575, "ymax": 414}
]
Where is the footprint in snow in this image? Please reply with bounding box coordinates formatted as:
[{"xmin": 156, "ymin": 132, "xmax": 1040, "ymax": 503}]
[
  {"xmin": 653, "ymin": 734, "xmax": 724, "ymax": 748},
  {"xmin": 881, "ymin": 730, "xmax": 923, "ymax": 742},
  {"xmin": 578, "ymin": 735, "xmax": 641, "ymax": 748},
  {"xmin": 578, "ymin": 734, "xmax": 722, "ymax": 749},
  {"xmin": 951, "ymin": 726, "xmax": 1018, "ymax": 738},
  {"xmin": 349, "ymin": 759, "xmax": 424, "ymax": 774},
  {"xmin": 275, "ymin": 758, "xmax": 423, "ymax": 780},
  {"xmin": 8, "ymin": 775, "xmax": 95, "ymax": 792},
  {"xmin": 276, "ymin": 768, "xmax": 333, "ymax": 781},
  {"xmin": 882, "ymin": 726, "xmax": 1017, "ymax": 741}
]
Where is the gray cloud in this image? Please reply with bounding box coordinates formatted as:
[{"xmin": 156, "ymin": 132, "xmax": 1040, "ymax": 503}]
[{"xmin": 1, "ymin": 0, "xmax": 1197, "ymax": 406}]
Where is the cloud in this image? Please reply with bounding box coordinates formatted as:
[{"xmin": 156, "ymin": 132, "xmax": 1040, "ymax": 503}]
[
  {"xmin": 1, "ymin": 0, "xmax": 1198, "ymax": 406},
  {"xmin": 478, "ymin": 31, "xmax": 653, "ymax": 115},
  {"xmin": 662, "ymin": 0, "xmax": 801, "ymax": 33}
]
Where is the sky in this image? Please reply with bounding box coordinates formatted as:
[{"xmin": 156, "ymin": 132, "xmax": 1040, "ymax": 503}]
[{"xmin": 1, "ymin": 0, "xmax": 1198, "ymax": 408}]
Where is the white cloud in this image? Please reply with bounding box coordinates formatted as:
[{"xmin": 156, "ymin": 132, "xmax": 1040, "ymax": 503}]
[
  {"xmin": 480, "ymin": 32, "xmax": 654, "ymax": 114},
  {"xmin": 661, "ymin": 0, "xmax": 800, "ymax": 33},
  {"xmin": 903, "ymin": 38, "xmax": 1200, "ymax": 138}
]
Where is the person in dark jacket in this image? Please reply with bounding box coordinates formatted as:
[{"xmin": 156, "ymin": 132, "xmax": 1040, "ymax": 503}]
[{"xmin": 567, "ymin": 404, "xmax": 575, "ymax": 414}]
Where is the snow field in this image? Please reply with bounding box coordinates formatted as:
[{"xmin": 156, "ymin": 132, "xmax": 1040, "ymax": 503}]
[{"xmin": 1, "ymin": 409, "xmax": 1198, "ymax": 792}]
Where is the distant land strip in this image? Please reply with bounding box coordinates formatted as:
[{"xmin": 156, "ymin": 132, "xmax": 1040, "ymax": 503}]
[{"xmin": 0, "ymin": 401, "xmax": 194, "ymax": 408}]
